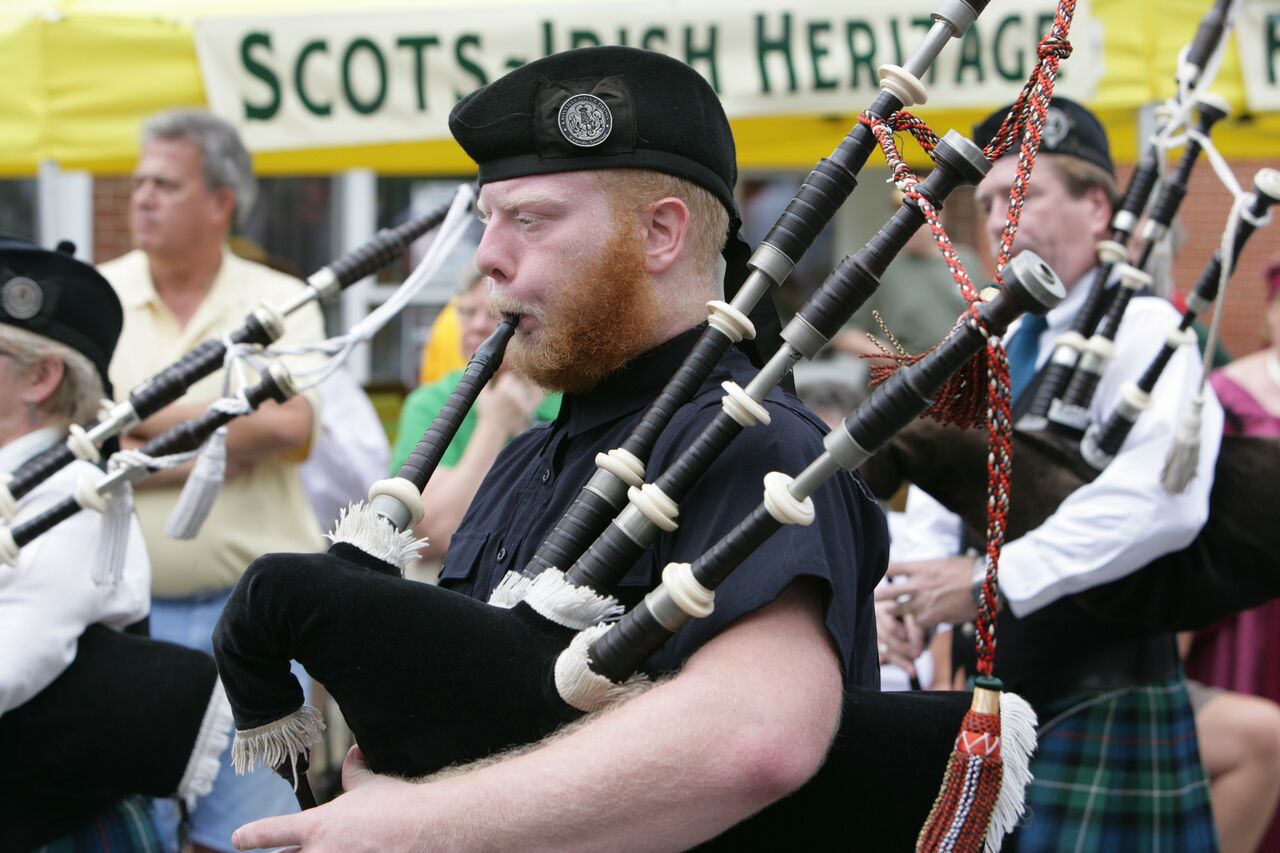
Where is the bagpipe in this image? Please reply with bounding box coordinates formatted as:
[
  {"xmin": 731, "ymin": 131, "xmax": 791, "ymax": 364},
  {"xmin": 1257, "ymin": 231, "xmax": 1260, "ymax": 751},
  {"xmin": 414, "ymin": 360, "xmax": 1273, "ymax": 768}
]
[
  {"xmin": 0, "ymin": 186, "xmax": 478, "ymax": 568},
  {"xmin": 212, "ymin": 256, "xmax": 1060, "ymax": 850},
  {"xmin": 0, "ymin": 197, "xmax": 452, "ymax": 523},
  {"xmin": 861, "ymin": 165, "xmax": 1280, "ymax": 642},
  {"xmin": 1019, "ymin": 0, "xmax": 1238, "ymax": 435},
  {"xmin": 211, "ymin": 2, "xmax": 1098, "ymax": 848},
  {"xmin": 2, "ymin": 625, "xmax": 231, "ymax": 851}
]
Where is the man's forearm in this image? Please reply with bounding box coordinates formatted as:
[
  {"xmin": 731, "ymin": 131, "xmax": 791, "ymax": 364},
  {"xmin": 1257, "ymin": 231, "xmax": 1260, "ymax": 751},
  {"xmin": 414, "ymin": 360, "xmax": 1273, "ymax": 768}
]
[
  {"xmin": 233, "ymin": 583, "xmax": 843, "ymax": 853},
  {"xmin": 128, "ymin": 395, "xmax": 314, "ymax": 473}
]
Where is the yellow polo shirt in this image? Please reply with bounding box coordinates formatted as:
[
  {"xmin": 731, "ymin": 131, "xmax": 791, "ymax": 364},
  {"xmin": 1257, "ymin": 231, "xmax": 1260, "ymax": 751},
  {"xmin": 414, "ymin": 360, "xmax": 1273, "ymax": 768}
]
[{"xmin": 100, "ymin": 248, "xmax": 326, "ymax": 598}]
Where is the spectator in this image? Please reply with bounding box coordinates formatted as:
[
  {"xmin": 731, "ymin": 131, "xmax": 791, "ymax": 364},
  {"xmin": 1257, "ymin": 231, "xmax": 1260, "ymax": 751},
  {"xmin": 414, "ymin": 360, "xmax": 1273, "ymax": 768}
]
[{"xmin": 99, "ymin": 108, "xmax": 322, "ymax": 853}]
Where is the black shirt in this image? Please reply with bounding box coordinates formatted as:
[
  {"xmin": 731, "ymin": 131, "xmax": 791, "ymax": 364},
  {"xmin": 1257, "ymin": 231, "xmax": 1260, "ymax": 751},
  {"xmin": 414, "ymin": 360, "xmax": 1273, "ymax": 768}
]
[{"xmin": 440, "ymin": 326, "xmax": 887, "ymax": 686}]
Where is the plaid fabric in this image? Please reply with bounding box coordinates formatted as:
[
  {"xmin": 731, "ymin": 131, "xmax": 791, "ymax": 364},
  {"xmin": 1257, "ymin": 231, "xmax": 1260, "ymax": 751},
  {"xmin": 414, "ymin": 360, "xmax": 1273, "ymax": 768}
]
[
  {"xmin": 1007, "ymin": 676, "xmax": 1219, "ymax": 852},
  {"xmin": 33, "ymin": 797, "xmax": 164, "ymax": 853}
]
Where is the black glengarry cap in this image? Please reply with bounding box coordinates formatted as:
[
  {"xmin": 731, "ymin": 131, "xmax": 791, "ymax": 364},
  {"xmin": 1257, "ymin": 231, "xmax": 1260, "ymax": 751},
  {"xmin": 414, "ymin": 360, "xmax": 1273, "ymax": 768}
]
[
  {"xmin": 0, "ymin": 236, "xmax": 123, "ymax": 396},
  {"xmin": 973, "ymin": 96, "xmax": 1114, "ymax": 176},
  {"xmin": 449, "ymin": 46, "xmax": 739, "ymax": 223}
]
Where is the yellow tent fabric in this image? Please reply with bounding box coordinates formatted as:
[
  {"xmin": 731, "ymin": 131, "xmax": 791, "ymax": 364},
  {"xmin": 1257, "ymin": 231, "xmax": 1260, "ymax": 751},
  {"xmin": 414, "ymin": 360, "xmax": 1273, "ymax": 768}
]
[
  {"xmin": 418, "ymin": 298, "xmax": 466, "ymax": 385},
  {"xmin": 1, "ymin": 0, "xmax": 1276, "ymax": 177}
]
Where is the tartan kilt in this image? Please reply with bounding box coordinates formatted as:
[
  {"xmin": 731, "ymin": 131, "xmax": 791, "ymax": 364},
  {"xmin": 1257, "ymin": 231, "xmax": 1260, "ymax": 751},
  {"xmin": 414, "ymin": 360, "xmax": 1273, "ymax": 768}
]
[
  {"xmin": 1006, "ymin": 676, "xmax": 1219, "ymax": 852},
  {"xmin": 31, "ymin": 797, "xmax": 164, "ymax": 853}
]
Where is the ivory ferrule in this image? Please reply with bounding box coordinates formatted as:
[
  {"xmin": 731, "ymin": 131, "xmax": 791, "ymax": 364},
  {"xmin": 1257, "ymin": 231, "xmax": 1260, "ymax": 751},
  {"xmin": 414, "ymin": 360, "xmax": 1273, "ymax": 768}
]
[
  {"xmin": 66, "ymin": 424, "xmax": 100, "ymax": 463},
  {"xmin": 0, "ymin": 479, "xmax": 16, "ymax": 522},
  {"xmin": 367, "ymin": 477, "xmax": 424, "ymax": 529}
]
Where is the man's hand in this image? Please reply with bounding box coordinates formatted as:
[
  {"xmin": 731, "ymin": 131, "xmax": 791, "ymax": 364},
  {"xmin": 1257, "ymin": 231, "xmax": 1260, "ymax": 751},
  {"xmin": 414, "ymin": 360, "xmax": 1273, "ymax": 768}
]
[
  {"xmin": 232, "ymin": 746, "xmax": 425, "ymax": 852},
  {"xmin": 876, "ymin": 557, "xmax": 978, "ymax": 630},
  {"xmin": 875, "ymin": 598, "xmax": 925, "ymax": 677},
  {"xmin": 475, "ymin": 372, "xmax": 543, "ymax": 439}
]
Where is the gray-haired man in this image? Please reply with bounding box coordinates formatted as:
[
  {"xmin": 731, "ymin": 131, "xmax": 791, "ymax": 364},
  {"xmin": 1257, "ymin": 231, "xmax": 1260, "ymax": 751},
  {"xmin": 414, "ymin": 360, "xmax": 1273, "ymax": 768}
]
[{"xmin": 99, "ymin": 108, "xmax": 324, "ymax": 853}]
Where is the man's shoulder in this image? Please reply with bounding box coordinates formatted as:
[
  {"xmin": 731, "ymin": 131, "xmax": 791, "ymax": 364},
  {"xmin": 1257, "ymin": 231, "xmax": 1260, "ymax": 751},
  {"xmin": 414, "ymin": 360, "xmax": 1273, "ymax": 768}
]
[
  {"xmin": 97, "ymin": 250, "xmax": 149, "ymax": 294},
  {"xmin": 218, "ymin": 251, "xmax": 308, "ymax": 298}
]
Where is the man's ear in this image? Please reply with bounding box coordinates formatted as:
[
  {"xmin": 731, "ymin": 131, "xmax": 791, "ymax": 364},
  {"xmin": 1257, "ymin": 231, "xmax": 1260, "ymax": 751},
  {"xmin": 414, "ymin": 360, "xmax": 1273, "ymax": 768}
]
[
  {"xmin": 642, "ymin": 197, "xmax": 691, "ymax": 275},
  {"xmin": 211, "ymin": 186, "xmax": 238, "ymax": 230},
  {"xmin": 23, "ymin": 357, "xmax": 65, "ymax": 407},
  {"xmin": 1085, "ymin": 185, "xmax": 1112, "ymax": 235}
]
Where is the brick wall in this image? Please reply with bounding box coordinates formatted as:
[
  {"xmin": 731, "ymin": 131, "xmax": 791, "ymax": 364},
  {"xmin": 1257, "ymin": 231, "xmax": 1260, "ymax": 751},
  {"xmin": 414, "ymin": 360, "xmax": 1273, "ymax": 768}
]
[{"xmin": 93, "ymin": 176, "xmax": 133, "ymax": 265}]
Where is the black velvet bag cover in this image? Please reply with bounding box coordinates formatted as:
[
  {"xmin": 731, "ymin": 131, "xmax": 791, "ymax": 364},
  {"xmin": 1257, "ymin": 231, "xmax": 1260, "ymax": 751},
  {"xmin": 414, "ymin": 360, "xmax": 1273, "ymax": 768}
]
[
  {"xmin": 701, "ymin": 689, "xmax": 971, "ymax": 851},
  {"xmin": 215, "ymin": 542, "xmax": 981, "ymax": 847},
  {"xmin": 862, "ymin": 420, "xmax": 1280, "ymax": 633},
  {"xmin": 0, "ymin": 625, "xmax": 223, "ymax": 851},
  {"xmin": 213, "ymin": 543, "xmax": 583, "ymax": 777}
]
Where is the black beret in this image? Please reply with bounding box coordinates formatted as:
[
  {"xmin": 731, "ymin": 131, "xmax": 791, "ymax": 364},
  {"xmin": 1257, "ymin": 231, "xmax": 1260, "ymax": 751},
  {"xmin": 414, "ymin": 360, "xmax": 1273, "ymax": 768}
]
[
  {"xmin": 449, "ymin": 46, "xmax": 739, "ymax": 222},
  {"xmin": 973, "ymin": 96, "xmax": 1114, "ymax": 176},
  {"xmin": 0, "ymin": 236, "xmax": 122, "ymax": 396}
]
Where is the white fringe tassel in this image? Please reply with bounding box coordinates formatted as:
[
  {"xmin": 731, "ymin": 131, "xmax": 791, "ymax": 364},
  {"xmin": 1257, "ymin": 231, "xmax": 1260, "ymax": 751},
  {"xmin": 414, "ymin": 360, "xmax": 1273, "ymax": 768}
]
[
  {"xmin": 523, "ymin": 568, "xmax": 624, "ymax": 630},
  {"xmin": 231, "ymin": 704, "xmax": 326, "ymax": 785},
  {"xmin": 326, "ymin": 502, "xmax": 425, "ymax": 573},
  {"xmin": 987, "ymin": 691, "xmax": 1039, "ymax": 851},
  {"xmin": 487, "ymin": 570, "xmax": 534, "ymax": 608},
  {"xmin": 1161, "ymin": 395, "xmax": 1203, "ymax": 494},
  {"xmin": 177, "ymin": 679, "xmax": 234, "ymax": 809},
  {"xmin": 164, "ymin": 427, "xmax": 228, "ymax": 540},
  {"xmin": 92, "ymin": 481, "xmax": 133, "ymax": 587},
  {"xmin": 554, "ymin": 624, "xmax": 653, "ymax": 713}
]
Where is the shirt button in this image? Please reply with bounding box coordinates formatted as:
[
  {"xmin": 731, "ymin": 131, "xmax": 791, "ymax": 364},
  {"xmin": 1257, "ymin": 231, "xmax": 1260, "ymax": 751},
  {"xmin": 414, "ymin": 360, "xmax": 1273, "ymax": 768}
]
[
  {"xmin": 541, "ymin": 468, "xmax": 552, "ymax": 483},
  {"xmin": 496, "ymin": 546, "xmax": 507, "ymax": 562}
]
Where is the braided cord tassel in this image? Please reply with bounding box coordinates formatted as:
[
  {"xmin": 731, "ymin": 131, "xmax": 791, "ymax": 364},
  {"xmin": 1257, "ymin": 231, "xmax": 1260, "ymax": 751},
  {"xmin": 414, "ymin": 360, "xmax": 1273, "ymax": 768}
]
[{"xmin": 914, "ymin": 3, "xmax": 1077, "ymax": 850}]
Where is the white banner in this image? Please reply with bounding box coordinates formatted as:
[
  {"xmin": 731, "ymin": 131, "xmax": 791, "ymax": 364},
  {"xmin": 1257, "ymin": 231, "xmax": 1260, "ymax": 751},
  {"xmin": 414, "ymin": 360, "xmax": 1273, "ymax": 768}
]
[
  {"xmin": 1237, "ymin": 0, "xmax": 1280, "ymax": 112},
  {"xmin": 194, "ymin": 0, "xmax": 1101, "ymax": 152}
]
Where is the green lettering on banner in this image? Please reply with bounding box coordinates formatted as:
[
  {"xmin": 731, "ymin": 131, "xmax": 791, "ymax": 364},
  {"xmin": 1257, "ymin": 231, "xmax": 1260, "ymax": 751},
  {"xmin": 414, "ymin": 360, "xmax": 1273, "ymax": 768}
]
[
  {"xmin": 1268, "ymin": 13, "xmax": 1280, "ymax": 85},
  {"xmin": 993, "ymin": 14, "xmax": 1024, "ymax": 82},
  {"xmin": 684, "ymin": 25, "xmax": 720, "ymax": 93},
  {"xmin": 955, "ymin": 26, "xmax": 984, "ymax": 85},
  {"xmin": 808, "ymin": 21, "xmax": 836, "ymax": 91},
  {"xmin": 845, "ymin": 20, "xmax": 876, "ymax": 89},
  {"xmin": 295, "ymin": 40, "xmax": 331, "ymax": 117},
  {"xmin": 642, "ymin": 26, "xmax": 668, "ymax": 51},
  {"xmin": 911, "ymin": 18, "xmax": 936, "ymax": 83},
  {"xmin": 542, "ymin": 20, "xmax": 555, "ymax": 56},
  {"xmin": 570, "ymin": 30, "xmax": 601, "ymax": 48},
  {"xmin": 397, "ymin": 36, "xmax": 441, "ymax": 112},
  {"xmin": 341, "ymin": 38, "xmax": 388, "ymax": 115},
  {"xmin": 756, "ymin": 13, "xmax": 797, "ymax": 94},
  {"xmin": 888, "ymin": 17, "xmax": 905, "ymax": 66},
  {"xmin": 456, "ymin": 34, "xmax": 488, "ymax": 97},
  {"xmin": 240, "ymin": 32, "xmax": 281, "ymax": 121}
]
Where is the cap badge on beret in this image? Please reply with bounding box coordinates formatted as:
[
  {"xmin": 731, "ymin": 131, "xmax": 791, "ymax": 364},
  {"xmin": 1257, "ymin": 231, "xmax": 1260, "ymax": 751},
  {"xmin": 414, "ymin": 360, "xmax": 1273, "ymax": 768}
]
[
  {"xmin": 1, "ymin": 276, "xmax": 43, "ymax": 320},
  {"xmin": 1043, "ymin": 107, "xmax": 1071, "ymax": 148},
  {"xmin": 558, "ymin": 93, "xmax": 613, "ymax": 148}
]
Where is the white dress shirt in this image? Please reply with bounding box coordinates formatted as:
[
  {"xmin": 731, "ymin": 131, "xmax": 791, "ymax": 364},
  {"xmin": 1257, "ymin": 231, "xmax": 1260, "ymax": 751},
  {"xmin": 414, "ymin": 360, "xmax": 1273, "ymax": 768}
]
[
  {"xmin": 0, "ymin": 428, "xmax": 151, "ymax": 714},
  {"xmin": 899, "ymin": 270, "xmax": 1223, "ymax": 616}
]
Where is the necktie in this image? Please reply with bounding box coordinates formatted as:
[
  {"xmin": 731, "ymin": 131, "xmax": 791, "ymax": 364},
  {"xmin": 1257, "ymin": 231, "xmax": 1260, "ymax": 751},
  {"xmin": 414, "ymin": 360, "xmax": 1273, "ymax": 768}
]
[{"xmin": 1006, "ymin": 313, "xmax": 1049, "ymax": 403}]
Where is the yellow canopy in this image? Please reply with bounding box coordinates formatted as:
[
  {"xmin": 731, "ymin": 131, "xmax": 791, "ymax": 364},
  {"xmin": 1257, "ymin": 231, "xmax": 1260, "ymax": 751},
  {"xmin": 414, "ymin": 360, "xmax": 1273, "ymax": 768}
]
[{"xmin": 1, "ymin": 0, "xmax": 1275, "ymax": 177}]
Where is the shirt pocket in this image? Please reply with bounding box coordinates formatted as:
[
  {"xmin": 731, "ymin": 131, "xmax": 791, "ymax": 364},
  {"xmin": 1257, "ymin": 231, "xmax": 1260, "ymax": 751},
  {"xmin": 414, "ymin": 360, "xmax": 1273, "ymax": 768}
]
[{"xmin": 439, "ymin": 530, "xmax": 490, "ymax": 586}]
